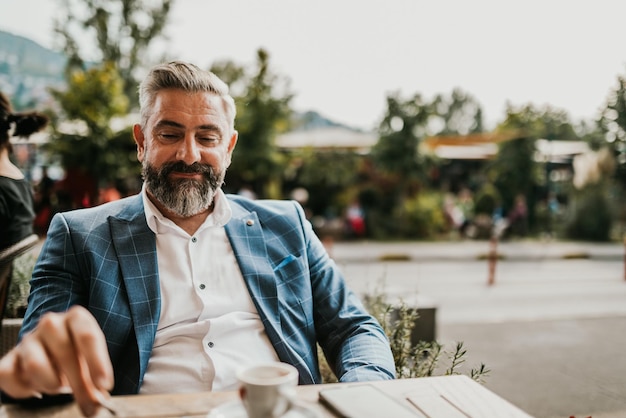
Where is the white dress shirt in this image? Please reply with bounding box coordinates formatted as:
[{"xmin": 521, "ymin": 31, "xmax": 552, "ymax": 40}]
[{"xmin": 139, "ymin": 187, "xmax": 279, "ymax": 394}]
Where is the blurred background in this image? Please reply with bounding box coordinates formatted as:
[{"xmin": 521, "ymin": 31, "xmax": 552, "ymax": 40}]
[{"xmin": 0, "ymin": 0, "xmax": 625, "ymax": 243}]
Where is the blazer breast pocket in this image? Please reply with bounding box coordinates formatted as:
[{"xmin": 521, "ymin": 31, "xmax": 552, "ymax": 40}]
[{"xmin": 273, "ymin": 253, "xmax": 308, "ymax": 292}]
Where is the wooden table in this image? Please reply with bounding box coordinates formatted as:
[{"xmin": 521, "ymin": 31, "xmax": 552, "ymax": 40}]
[{"xmin": 0, "ymin": 375, "xmax": 534, "ymax": 418}]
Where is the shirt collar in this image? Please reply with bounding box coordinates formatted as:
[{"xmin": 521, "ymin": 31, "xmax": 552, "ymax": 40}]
[{"xmin": 142, "ymin": 184, "xmax": 232, "ymax": 235}]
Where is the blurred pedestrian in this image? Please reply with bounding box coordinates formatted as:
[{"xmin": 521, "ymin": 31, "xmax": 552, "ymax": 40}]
[
  {"xmin": 345, "ymin": 199, "xmax": 366, "ymax": 238},
  {"xmin": 0, "ymin": 91, "xmax": 49, "ymax": 251},
  {"xmin": 507, "ymin": 193, "xmax": 528, "ymax": 237}
]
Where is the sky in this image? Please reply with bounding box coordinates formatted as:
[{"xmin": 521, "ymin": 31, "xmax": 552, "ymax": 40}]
[{"xmin": 1, "ymin": 0, "xmax": 626, "ymax": 131}]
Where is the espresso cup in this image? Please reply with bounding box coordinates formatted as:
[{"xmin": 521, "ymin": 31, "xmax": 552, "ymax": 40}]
[{"xmin": 237, "ymin": 362, "xmax": 299, "ymax": 418}]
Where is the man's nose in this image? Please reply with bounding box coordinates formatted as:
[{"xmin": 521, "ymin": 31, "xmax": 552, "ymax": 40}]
[{"xmin": 176, "ymin": 135, "xmax": 201, "ymax": 164}]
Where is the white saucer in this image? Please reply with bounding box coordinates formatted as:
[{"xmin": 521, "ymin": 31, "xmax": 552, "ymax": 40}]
[{"xmin": 206, "ymin": 400, "xmax": 320, "ymax": 418}]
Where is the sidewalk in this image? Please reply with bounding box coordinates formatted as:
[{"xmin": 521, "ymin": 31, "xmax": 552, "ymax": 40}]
[
  {"xmin": 332, "ymin": 239, "xmax": 626, "ymax": 324},
  {"xmin": 330, "ymin": 239, "xmax": 625, "ymax": 263}
]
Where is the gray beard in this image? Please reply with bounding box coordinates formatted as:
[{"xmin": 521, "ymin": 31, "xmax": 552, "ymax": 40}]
[{"xmin": 142, "ymin": 160, "xmax": 223, "ymax": 217}]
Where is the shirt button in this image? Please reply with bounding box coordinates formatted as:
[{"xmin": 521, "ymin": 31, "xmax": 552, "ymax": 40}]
[
  {"xmin": 199, "ymin": 283, "xmax": 206, "ymax": 290},
  {"xmin": 246, "ymin": 219, "xmax": 254, "ymax": 226},
  {"xmin": 208, "ymin": 341, "xmax": 214, "ymax": 348},
  {"xmin": 191, "ymin": 237, "xmax": 197, "ymax": 243}
]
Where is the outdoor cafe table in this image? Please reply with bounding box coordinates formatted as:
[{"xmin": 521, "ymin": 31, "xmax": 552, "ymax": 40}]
[{"xmin": 0, "ymin": 375, "xmax": 534, "ymax": 418}]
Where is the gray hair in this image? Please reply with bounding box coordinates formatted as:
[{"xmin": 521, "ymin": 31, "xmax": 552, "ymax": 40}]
[{"xmin": 138, "ymin": 61, "xmax": 236, "ymax": 130}]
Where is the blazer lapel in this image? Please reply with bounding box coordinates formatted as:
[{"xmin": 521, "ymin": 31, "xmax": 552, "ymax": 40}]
[
  {"xmin": 109, "ymin": 195, "xmax": 160, "ymax": 380},
  {"xmin": 225, "ymin": 203, "xmax": 282, "ymax": 339}
]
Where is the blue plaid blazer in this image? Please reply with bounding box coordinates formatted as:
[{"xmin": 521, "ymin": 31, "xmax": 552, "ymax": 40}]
[{"xmin": 20, "ymin": 194, "xmax": 395, "ymax": 395}]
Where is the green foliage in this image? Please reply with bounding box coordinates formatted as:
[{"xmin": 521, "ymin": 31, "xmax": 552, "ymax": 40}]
[
  {"xmin": 362, "ymin": 188, "xmax": 448, "ymax": 240},
  {"xmin": 499, "ymin": 104, "xmax": 579, "ymax": 141},
  {"xmin": 356, "ymin": 184, "xmax": 399, "ymax": 240},
  {"xmin": 597, "ymin": 75, "xmax": 626, "ymax": 144},
  {"xmin": 597, "ymin": 74, "xmax": 626, "ymax": 188},
  {"xmin": 37, "ymin": 0, "xmax": 172, "ymax": 205},
  {"xmin": 400, "ymin": 191, "xmax": 447, "ymax": 239},
  {"xmin": 5, "ymin": 254, "xmax": 37, "ymax": 319},
  {"xmin": 46, "ymin": 63, "xmax": 135, "ymax": 200},
  {"xmin": 432, "ymin": 88, "xmax": 484, "ymax": 136},
  {"xmin": 289, "ymin": 149, "xmax": 362, "ymax": 216},
  {"xmin": 373, "ymin": 92, "xmax": 431, "ymax": 180},
  {"xmin": 371, "ymin": 89, "xmax": 484, "ymax": 225},
  {"xmin": 318, "ymin": 291, "xmax": 489, "ymax": 384},
  {"xmin": 371, "ymin": 92, "xmax": 436, "ymax": 221},
  {"xmin": 373, "ymin": 88, "xmax": 483, "ymax": 181},
  {"xmin": 54, "ymin": 0, "xmax": 173, "ymax": 106},
  {"xmin": 52, "ymin": 62, "xmax": 129, "ymax": 136},
  {"xmin": 490, "ymin": 104, "xmax": 582, "ymax": 216},
  {"xmin": 370, "ymin": 297, "xmax": 488, "ymax": 382},
  {"xmin": 474, "ymin": 183, "xmax": 501, "ymax": 216},
  {"xmin": 564, "ymin": 185, "xmax": 614, "ymax": 241},
  {"xmin": 489, "ymin": 136, "xmax": 537, "ymax": 210}
]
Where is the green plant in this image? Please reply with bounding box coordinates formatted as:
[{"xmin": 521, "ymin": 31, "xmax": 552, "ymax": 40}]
[
  {"xmin": 564, "ymin": 185, "xmax": 614, "ymax": 242},
  {"xmin": 5, "ymin": 253, "xmax": 36, "ymax": 318},
  {"xmin": 474, "ymin": 182, "xmax": 501, "ymax": 216},
  {"xmin": 400, "ymin": 191, "xmax": 448, "ymax": 239},
  {"xmin": 318, "ymin": 289, "xmax": 490, "ymax": 384}
]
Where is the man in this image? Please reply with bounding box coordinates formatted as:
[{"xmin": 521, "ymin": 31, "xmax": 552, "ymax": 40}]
[{"xmin": 0, "ymin": 61, "xmax": 395, "ymax": 416}]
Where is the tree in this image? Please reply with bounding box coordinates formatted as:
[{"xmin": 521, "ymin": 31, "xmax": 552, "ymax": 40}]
[
  {"xmin": 597, "ymin": 73, "xmax": 626, "ymax": 187},
  {"xmin": 502, "ymin": 103, "xmax": 579, "ymax": 141},
  {"xmin": 373, "ymin": 88, "xmax": 484, "ymax": 190},
  {"xmin": 54, "ymin": 0, "xmax": 173, "ymax": 107},
  {"xmin": 433, "ymin": 88, "xmax": 484, "ymax": 136},
  {"xmin": 46, "ymin": 62, "xmax": 133, "ymax": 207},
  {"xmin": 212, "ymin": 49, "xmax": 293, "ymax": 198},
  {"xmin": 367, "ymin": 93, "xmax": 429, "ymax": 237},
  {"xmin": 372, "ymin": 90, "xmax": 483, "ymax": 202},
  {"xmin": 290, "ymin": 148, "xmax": 363, "ymax": 218},
  {"xmin": 367, "ymin": 89, "xmax": 486, "ymax": 238},
  {"xmin": 486, "ymin": 104, "xmax": 580, "ymax": 234},
  {"xmin": 42, "ymin": 0, "xmax": 174, "ymax": 206},
  {"xmin": 372, "ymin": 92, "xmax": 432, "ymax": 194}
]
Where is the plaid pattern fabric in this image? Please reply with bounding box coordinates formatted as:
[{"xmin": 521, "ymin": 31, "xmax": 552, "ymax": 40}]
[{"xmin": 20, "ymin": 194, "xmax": 395, "ymax": 395}]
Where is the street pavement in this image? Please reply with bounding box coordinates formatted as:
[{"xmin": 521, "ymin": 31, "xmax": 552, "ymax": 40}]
[{"xmin": 330, "ymin": 239, "xmax": 626, "ymax": 418}]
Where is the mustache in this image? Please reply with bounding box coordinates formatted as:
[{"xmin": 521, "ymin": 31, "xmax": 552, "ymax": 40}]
[{"xmin": 161, "ymin": 161, "xmax": 214, "ymax": 177}]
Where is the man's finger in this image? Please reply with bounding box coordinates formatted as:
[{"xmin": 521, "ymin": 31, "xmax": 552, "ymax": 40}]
[
  {"xmin": 66, "ymin": 308, "xmax": 114, "ymax": 391},
  {"xmin": 16, "ymin": 334, "xmax": 67, "ymax": 393},
  {"xmin": 47, "ymin": 307, "xmax": 113, "ymax": 416},
  {"xmin": 0, "ymin": 350, "xmax": 44, "ymax": 399}
]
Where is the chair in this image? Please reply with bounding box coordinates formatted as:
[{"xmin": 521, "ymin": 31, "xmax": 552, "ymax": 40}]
[{"xmin": 0, "ymin": 234, "xmax": 39, "ymax": 327}]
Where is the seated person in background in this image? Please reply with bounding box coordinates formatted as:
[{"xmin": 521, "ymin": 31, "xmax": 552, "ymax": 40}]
[
  {"xmin": 0, "ymin": 61, "xmax": 395, "ymax": 417},
  {"xmin": 0, "ymin": 91, "xmax": 49, "ymax": 251}
]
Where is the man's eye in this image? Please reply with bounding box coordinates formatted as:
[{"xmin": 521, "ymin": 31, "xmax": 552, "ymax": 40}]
[
  {"xmin": 199, "ymin": 136, "xmax": 219, "ymax": 143},
  {"xmin": 160, "ymin": 133, "xmax": 180, "ymax": 141}
]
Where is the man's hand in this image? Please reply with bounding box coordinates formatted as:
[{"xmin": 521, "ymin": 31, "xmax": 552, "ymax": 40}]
[{"xmin": 0, "ymin": 306, "xmax": 114, "ymax": 417}]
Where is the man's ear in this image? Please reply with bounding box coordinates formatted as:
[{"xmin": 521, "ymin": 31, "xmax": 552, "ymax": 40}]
[
  {"xmin": 225, "ymin": 130, "xmax": 238, "ymax": 166},
  {"xmin": 228, "ymin": 130, "xmax": 238, "ymax": 153},
  {"xmin": 133, "ymin": 124, "xmax": 145, "ymax": 162}
]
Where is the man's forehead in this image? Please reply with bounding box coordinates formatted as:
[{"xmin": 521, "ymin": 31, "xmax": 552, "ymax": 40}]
[{"xmin": 150, "ymin": 91, "xmax": 229, "ymax": 125}]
